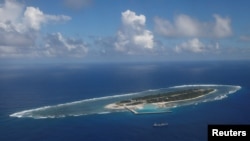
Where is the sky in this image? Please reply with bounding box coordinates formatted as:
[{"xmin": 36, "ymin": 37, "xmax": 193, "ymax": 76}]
[{"xmin": 0, "ymin": 0, "xmax": 250, "ymax": 63}]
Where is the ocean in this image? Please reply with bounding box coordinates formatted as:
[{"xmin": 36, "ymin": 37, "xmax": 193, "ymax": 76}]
[{"xmin": 0, "ymin": 61, "xmax": 250, "ymax": 141}]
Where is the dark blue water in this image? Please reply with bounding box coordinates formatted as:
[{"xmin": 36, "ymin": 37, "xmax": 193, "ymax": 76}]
[{"xmin": 1, "ymin": 61, "xmax": 250, "ymax": 141}]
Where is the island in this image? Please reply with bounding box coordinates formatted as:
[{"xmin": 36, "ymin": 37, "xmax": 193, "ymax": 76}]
[
  {"xmin": 105, "ymin": 88, "xmax": 215, "ymax": 114},
  {"xmin": 10, "ymin": 84, "xmax": 241, "ymax": 118}
]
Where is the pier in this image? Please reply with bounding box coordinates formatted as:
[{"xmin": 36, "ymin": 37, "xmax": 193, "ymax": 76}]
[
  {"xmin": 135, "ymin": 110, "xmax": 172, "ymax": 115},
  {"xmin": 124, "ymin": 106, "xmax": 138, "ymax": 114},
  {"xmin": 125, "ymin": 106, "xmax": 171, "ymax": 115}
]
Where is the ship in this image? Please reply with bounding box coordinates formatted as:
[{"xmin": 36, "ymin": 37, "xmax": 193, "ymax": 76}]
[{"xmin": 153, "ymin": 122, "xmax": 168, "ymax": 127}]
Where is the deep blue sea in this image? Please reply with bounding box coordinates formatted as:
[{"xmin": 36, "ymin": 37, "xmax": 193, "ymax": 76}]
[{"xmin": 1, "ymin": 61, "xmax": 250, "ymax": 141}]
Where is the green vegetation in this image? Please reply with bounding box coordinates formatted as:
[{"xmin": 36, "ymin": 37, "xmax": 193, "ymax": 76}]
[{"xmin": 116, "ymin": 88, "xmax": 214, "ymax": 106}]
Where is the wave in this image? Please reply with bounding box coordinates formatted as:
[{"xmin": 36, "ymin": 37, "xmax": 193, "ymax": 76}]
[
  {"xmin": 214, "ymin": 95, "xmax": 228, "ymax": 100},
  {"xmin": 10, "ymin": 84, "xmax": 241, "ymax": 119},
  {"xmin": 10, "ymin": 106, "xmax": 51, "ymax": 118},
  {"xmin": 97, "ymin": 112, "xmax": 111, "ymax": 115},
  {"xmin": 170, "ymin": 84, "xmax": 241, "ymax": 89}
]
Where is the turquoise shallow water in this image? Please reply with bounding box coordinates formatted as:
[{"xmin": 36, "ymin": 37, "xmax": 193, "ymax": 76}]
[{"xmin": 135, "ymin": 104, "xmax": 169, "ymax": 113}]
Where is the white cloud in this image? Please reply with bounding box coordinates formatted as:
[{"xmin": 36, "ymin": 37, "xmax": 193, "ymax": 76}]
[
  {"xmin": 154, "ymin": 14, "xmax": 232, "ymax": 38},
  {"xmin": 175, "ymin": 38, "xmax": 205, "ymax": 53},
  {"xmin": 0, "ymin": 31, "xmax": 35, "ymax": 47},
  {"xmin": 175, "ymin": 38, "xmax": 220, "ymax": 53},
  {"xmin": 44, "ymin": 33, "xmax": 88, "ymax": 57},
  {"xmin": 121, "ymin": 9, "xmax": 146, "ymax": 30},
  {"xmin": 23, "ymin": 7, "xmax": 46, "ymax": 31},
  {"xmin": 24, "ymin": 7, "xmax": 71, "ymax": 31},
  {"xmin": 0, "ymin": 46, "xmax": 19, "ymax": 57},
  {"xmin": 175, "ymin": 14, "xmax": 201, "ymax": 37},
  {"xmin": 133, "ymin": 30, "xmax": 154, "ymax": 49},
  {"xmin": 0, "ymin": 0, "xmax": 71, "ymax": 32},
  {"xmin": 0, "ymin": 0, "xmax": 71, "ymax": 58},
  {"xmin": 114, "ymin": 10, "xmax": 154, "ymax": 54},
  {"xmin": 213, "ymin": 14, "xmax": 232, "ymax": 38},
  {"xmin": 0, "ymin": 0, "xmax": 24, "ymax": 32}
]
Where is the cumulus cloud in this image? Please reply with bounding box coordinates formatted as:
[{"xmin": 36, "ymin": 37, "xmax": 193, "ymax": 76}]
[
  {"xmin": 154, "ymin": 14, "xmax": 232, "ymax": 38},
  {"xmin": 0, "ymin": 29, "xmax": 35, "ymax": 47},
  {"xmin": 175, "ymin": 38, "xmax": 219, "ymax": 53},
  {"xmin": 175, "ymin": 38, "xmax": 205, "ymax": 53},
  {"xmin": 114, "ymin": 10, "xmax": 154, "ymax": 54},
  {"xmin": 0, "ymin": 0, "xmax": 24, "ymax": 32},
  {"xmin": 0, "ymin": 0, "xmax": 71, "ymax": 58},
  {"xmin": 24, "ymin": 7, "xmax": 71, "ymax": 31},
  {"xmin": 0, "ymin": 0, "xmax": 71, "ymax": 32},
  {"xmin": 43, "ymin": 33, "xmax": 88, "ymax": 57}
]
